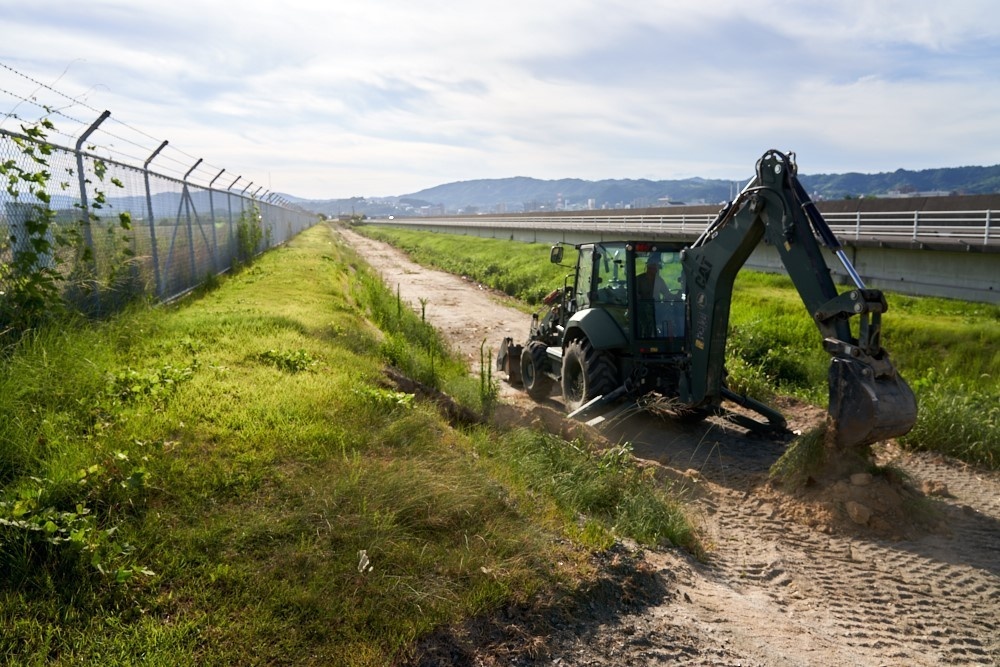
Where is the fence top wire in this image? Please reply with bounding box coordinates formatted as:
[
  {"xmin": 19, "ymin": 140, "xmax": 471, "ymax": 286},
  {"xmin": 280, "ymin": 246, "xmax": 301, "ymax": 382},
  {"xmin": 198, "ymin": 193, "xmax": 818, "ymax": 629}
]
[{"xmin": 0, "ymin": 61, "xmax": 263, "ymax": 192}]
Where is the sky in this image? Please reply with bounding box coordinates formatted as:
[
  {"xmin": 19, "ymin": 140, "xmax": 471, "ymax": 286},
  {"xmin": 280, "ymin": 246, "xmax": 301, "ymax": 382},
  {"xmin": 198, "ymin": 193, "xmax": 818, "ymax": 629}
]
[{"xmin": 2, "ymin": 0, "xmax": 998, "ymax": 200}]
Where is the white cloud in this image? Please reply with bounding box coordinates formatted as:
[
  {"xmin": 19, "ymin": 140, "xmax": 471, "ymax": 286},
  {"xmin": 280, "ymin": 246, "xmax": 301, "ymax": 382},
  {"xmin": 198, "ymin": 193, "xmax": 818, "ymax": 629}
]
[{"xmin": 2, "ymin": 0, "xmax": 998, "ymax": 198}]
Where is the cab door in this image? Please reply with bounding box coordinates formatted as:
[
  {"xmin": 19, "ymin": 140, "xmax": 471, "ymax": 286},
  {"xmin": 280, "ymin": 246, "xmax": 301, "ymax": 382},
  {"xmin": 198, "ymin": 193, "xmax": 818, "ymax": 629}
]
[{"xmin": 574, "ymin": 245, "xmax": 595, "ymax": 310}]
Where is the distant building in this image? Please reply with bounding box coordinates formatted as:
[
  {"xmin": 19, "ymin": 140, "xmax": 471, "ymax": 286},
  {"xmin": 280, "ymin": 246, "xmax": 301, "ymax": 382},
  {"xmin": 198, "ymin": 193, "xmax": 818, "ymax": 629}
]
[
  {"xmin": 419, "ymin": 204, "xmax": 445, "ymax": 216},
  {"xmin": 882, "ymin": 190, "xmax": 954, "ymax": 198}
]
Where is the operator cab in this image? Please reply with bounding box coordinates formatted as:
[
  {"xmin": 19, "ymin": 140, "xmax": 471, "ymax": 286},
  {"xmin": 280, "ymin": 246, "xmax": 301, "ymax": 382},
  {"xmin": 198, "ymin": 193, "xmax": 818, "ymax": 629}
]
[{"xmin": 569, "ymin": 241, "xmax": 687, "ymax": 353}]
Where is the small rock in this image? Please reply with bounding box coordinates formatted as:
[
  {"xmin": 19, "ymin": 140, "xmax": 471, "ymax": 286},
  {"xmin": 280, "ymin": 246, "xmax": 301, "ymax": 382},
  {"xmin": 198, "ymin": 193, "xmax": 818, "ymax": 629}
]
[
  {"xmin": 850, "ymin": 472, "xmax": 873, "ymax": 487},
  {"xmin": 921, "ymin": 480, "xmax": 950, "ymax": 497},
  {"xmin": 870, "ymin": 517, "xmax": 893, "ymax": 533},
  {"xmin": 845, "ymin": 500, "xmax": 872, "ymax": 525}
]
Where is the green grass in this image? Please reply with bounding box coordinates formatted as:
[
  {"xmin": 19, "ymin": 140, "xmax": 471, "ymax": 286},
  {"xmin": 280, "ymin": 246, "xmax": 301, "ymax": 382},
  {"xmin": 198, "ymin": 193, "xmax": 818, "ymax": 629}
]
[
  {"xmin": 360, "ymin": 226, "xmax": 1000, "ymax": 469},
  {"xmin": 0, "ymin": 223, "xmax": 696, "ymax": 665}
]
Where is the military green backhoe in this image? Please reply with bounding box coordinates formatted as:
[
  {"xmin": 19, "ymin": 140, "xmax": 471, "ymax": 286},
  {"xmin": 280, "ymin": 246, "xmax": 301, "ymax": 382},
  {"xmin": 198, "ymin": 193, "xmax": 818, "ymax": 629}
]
[{"xmin": 496, "ymin": 150, "xmax": 917, "ymax": 450}]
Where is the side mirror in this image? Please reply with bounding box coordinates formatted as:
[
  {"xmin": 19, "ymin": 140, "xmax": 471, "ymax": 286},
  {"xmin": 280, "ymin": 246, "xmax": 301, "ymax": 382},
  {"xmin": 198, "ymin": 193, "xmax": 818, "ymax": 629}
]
[{"xmin": 550, "ymin": 245, "xmax": 564, "ymax": 264}]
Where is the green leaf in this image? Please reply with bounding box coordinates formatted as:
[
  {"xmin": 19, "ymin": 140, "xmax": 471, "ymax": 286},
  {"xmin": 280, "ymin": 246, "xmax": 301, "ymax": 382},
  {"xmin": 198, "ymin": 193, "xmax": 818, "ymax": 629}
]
[
  {"xmin": 12, "ymin": 499, "xmax": 32, "ymax": 518},
  {"xmin": 124, "ymin": 470, "xmax": 147, "ymax": 489}
]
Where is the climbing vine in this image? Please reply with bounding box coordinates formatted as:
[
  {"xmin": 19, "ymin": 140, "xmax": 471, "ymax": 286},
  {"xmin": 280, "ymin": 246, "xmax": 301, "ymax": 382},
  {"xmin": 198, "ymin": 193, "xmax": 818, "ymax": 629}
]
[
  {"xmin": 0, "ymin": 114, "xmax": 132, "ymax": 338},
  {"xmin": 1, "ymin": 117, "xmax": 63, "ymax": 333},
  {"xmin": 234, "ymin": 203, "xmax": 264, "ymax": 267}
]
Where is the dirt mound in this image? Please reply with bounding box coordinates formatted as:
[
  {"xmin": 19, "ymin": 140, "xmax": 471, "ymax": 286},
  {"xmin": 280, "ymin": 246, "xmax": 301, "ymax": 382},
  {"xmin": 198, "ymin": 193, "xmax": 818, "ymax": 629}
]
[
  {"xmin": 762, "ymin": 470, "xmax": 943, "ymax": 541},
  {"xmin": 760, "ymin": 422, "xmax": 946, "ymax": 541}
]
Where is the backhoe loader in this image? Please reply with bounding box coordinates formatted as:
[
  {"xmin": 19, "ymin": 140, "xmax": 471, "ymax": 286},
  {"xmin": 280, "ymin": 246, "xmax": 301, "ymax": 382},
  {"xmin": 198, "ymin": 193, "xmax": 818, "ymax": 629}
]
[{"xmin": 496, "ymin": 150, "xmax": 917, "ymax": 450}]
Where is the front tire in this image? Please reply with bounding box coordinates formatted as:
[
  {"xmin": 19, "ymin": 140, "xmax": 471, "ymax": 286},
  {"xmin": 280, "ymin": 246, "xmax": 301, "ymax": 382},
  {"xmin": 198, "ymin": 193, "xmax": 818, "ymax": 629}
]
[
  {"xmin": 561, "ymin": 339, "xmax": 618, "ymax": 412},
  {"xmin": 520, "ymin": 341, "xmax": 553, "ymax": 400}
]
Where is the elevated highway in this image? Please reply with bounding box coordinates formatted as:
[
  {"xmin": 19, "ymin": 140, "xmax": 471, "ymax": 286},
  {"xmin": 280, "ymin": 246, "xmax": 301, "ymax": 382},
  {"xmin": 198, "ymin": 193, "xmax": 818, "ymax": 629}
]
[{"xmin": 372, "ymin": 195, "xmax": 1000, "ymax": 304}]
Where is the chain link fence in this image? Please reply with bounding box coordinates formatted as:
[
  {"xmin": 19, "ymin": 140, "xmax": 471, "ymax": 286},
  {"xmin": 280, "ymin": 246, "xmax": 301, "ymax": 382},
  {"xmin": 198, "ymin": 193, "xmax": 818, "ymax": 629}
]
[{"xmin": 1, "ymin": 125, "xmax": 317, "ymax": 323}]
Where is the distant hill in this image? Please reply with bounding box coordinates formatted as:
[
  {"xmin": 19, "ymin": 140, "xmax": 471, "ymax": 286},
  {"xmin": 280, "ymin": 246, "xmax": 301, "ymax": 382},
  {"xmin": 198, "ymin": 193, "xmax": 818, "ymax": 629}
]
[
  {"xmin": 287, "ymin": 163, "xmax": 1000, "ymax": 217},
  {"xmin": 799, "ymin": 165, "xmax": 1000, "ymax": 200},
  {"xmin": 402, "ymin": 175, "xmax": 734, "ymax": 211}
]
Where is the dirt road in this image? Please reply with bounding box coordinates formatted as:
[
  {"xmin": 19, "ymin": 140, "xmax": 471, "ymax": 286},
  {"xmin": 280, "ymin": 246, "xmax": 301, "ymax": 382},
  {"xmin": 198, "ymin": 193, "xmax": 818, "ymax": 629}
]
[{"xmin": 337, "ymin": 226, "xmax": 1000, "ymax": 666}]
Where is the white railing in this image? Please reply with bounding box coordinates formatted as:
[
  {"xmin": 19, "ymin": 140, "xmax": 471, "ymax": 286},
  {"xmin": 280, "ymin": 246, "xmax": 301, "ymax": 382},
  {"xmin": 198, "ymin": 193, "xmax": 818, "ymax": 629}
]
[{"xmin": 380, "ymin": 209, "xmax": 999, "ymax": 246}]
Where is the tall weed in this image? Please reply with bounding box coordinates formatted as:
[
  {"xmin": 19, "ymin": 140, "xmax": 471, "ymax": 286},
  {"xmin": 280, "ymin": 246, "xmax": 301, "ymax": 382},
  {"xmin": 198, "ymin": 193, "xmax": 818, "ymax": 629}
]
[{"xmin": 901, "ymin": 368, "xmax": 998, "ymax": 467}]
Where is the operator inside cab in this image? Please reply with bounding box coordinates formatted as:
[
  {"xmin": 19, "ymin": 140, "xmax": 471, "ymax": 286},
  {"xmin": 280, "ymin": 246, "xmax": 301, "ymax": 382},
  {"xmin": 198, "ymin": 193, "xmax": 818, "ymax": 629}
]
[
  {"xmin": 636, "ymin": 253, "xmax": 672, "ymax": 301},
  {"xmin": 636, "ymin": 251, "xmax": 683, "ymax": 339}
]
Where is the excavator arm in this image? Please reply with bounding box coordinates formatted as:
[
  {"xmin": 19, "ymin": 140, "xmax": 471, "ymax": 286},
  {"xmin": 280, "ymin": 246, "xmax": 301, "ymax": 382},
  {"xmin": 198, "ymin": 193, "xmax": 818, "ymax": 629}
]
[{"xmin": 681, "ymin": 150, "xmax": 917, "ymax": 449}]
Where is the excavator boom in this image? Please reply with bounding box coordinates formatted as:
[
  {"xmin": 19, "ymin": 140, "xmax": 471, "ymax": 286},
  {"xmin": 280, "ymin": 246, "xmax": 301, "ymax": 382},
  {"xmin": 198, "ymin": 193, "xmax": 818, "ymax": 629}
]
[{"xmin": 681, "ymin": 150, "xmax": 917, "ymax": 450}]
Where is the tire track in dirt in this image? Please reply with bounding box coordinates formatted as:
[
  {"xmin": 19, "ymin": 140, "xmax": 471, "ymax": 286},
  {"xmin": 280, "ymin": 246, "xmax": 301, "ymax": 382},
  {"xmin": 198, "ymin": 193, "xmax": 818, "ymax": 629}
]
[
  {"xmin": 687, "ymin": 479, "xmax": 1000, "ymax": 666},
  {"xmin": 336, "ymin": 225, "xmax": 1000, "ymax": 666}
]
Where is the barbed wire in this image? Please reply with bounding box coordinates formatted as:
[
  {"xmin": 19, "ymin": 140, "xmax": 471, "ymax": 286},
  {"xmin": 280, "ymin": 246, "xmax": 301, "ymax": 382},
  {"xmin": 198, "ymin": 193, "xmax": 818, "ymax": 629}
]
[{"xmin": 0, "ymin": 60, "xmax": 269, "ymax": 193}]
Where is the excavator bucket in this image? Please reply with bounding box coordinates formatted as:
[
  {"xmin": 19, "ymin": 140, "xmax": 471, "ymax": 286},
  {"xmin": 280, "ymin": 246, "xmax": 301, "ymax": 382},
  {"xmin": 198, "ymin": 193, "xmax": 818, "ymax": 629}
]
[{"xmin": 827, "ymin": 358, "xmax": 917, "ymax": 450}]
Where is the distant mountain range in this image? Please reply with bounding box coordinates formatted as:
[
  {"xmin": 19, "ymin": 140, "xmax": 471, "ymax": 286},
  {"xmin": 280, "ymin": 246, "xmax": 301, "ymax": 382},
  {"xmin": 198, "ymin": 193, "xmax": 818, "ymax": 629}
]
[{"xmin": 287, "ymin": 163, "xmax": 1000, "ymax": 218}]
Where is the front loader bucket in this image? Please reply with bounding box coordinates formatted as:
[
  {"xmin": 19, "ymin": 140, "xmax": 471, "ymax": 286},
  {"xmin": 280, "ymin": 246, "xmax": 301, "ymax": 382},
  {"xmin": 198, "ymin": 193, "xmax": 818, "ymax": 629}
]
[{"xmin": 828, "ymin": 358, "xmax": 917, "ymax": 450}]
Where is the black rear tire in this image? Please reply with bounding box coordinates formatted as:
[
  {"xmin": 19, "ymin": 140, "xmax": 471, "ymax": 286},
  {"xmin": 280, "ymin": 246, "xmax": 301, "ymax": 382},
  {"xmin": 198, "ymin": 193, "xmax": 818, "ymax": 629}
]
[
  {"xmin": 502, "ymin": 344, "xmax": 522, "ymax": 386},
  {"xmin": 520, "ymin": 341, "xmax": 553, "ymax": 400},
  {"xmin": 561, "ymin": 339, "xmax": 618, "ymax": 412}
]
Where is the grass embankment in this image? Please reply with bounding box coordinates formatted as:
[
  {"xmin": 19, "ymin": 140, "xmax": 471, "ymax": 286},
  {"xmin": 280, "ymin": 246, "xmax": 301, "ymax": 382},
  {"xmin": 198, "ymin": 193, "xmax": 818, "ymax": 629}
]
[
  {"xmin": 0, "ymin": 224, "xmax": 695, "ymax": 665},
  {"xmin": 358, "ymin": 226, "xmax": 1000, "ymax": 469}
]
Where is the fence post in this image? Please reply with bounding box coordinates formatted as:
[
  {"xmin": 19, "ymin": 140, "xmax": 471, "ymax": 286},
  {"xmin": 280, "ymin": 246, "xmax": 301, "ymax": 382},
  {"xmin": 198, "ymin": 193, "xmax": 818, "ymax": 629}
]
[
  {"xmin": 226, "ymin": 175, "xmax": 241, "ymax": 266},
  {"xmin": 74, "ymin": 111, "xmax": 111, "ymax": 307},
  {"xmin": 208, "ymin": 168, "xmax": 225, "ymax": 272},
  {"xmin": 143, "ymin": 140, "xmax": 168, "ymax": 297},
  {"xmin": 240, "ymin": 183, "xmax": 253, "ymax": 247},
  {"xmin": 986, "ymin": 210, "xmax": 993, "ymax": 245},
  {"xmin": 182, "ymin": 158, "xmax": 203, "ymax": 281},
  {"xmin": 912, "ymin": 210, "xmax": 920, "ymax": 241},
  {"xmin": 251, "ymin": 187, "xmax": 264, "ymax": 249}
]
